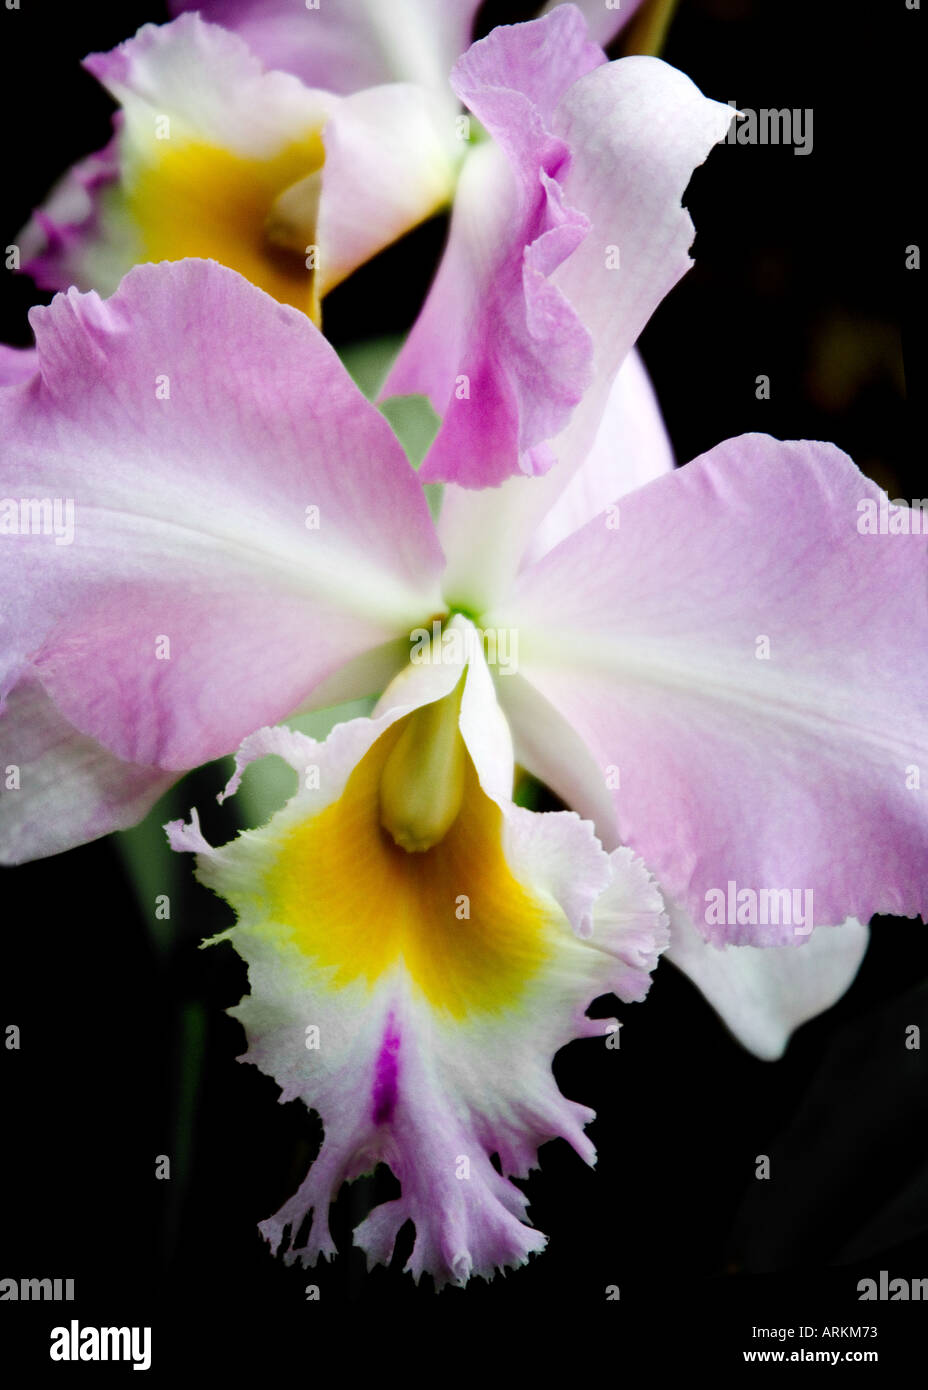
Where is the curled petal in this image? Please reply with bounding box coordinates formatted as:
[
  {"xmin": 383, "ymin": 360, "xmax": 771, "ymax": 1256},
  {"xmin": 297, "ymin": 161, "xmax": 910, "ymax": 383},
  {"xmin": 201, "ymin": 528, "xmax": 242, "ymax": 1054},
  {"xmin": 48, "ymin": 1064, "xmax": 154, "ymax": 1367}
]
[
  {"xmin": 383, "ymin": 8, "xmax": 605, "ymax": 487},
  {"xmin": 545, "ymin": 54, "xmax": 732, "ymax": 478},
  {"xmin": 385, "ymin": 11, "xmax": 729, "ymax": 510}
]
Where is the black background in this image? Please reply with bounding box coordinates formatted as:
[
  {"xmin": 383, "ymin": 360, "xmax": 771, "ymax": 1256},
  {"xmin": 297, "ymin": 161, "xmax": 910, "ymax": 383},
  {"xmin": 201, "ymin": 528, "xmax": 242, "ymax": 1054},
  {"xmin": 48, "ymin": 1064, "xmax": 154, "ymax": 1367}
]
[{"xmin": 1, "ymin": 0, "xmax": 925, "ymax": 1375}]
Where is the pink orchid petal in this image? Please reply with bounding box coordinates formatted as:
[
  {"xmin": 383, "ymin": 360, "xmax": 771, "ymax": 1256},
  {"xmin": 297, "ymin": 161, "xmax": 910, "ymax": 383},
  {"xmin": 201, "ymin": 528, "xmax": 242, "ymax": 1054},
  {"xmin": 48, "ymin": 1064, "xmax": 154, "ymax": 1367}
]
[
  {"xmin": 545, "ymin": 53, "xmax": 733, "ymax": 479},
  {"xmin": 491, "ymin": 434, "xmax": 928, "ymax": 943},
  {"xmin": 0, "ymin": 345, "xmax": 39, "ymax": 386},
  {"xmin": 0, "ymin": 259, "xmax": 443, "ymax": 775},
  {"xmin": 83, "ymin": 15, "xmax": 328, "ymax": 164},
  {"xmin": 311, "ymin": 82, "xmax": 459, "ymax": 297},
  {"xmin": 498, "ymin": 671, "xmax": 621, "ymax": 842},
  {"xmin": 454, "ymin": 6, "xmax": 606, "ymax": 127},
  {"xmin": 0, "ymin": 672, "xmax": 173, "ymax": 864},
  {"xmin": 437, "ymin": 346, "xmax": 674, "ymax": 617},
  {"xmin": 541, "ymin": 0, "xmax": 649, "ymax": 47},
  {"xmin": 19, "ymin": 134, "xmax": 124, "ymax": 295},
  {"xmin": 169, "ymin": 0, "xmax": 483, "ymax": 95},
  {"xmin": 666, "ymin": 899, "xmax": 870, "ymax": 1060},
  {"xmin": 520, "ymin": 346, "xmax": 675, "ymax": 566},
  {"xmin": 383, "ymin": 8, "xmax": 605, "ymax": 487},
  {"xmin": 385, "ymin": 13, "xmax": 729, "ymax": 493}
]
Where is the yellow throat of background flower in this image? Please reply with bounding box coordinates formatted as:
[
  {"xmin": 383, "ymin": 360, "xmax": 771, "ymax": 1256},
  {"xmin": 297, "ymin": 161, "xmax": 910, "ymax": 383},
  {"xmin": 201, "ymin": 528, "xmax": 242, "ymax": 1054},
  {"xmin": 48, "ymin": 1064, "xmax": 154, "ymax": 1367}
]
[{"xmin": 122, "ymin": 129, "xmax": 326, "ymax": 322}]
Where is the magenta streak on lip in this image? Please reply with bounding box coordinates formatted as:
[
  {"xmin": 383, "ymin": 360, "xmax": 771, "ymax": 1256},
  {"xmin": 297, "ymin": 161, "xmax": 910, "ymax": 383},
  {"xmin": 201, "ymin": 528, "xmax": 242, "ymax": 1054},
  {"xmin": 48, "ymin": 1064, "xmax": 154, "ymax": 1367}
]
[{"xmin": 371, "ymin": 1012, "xmax": 401, "ymax": 1125}]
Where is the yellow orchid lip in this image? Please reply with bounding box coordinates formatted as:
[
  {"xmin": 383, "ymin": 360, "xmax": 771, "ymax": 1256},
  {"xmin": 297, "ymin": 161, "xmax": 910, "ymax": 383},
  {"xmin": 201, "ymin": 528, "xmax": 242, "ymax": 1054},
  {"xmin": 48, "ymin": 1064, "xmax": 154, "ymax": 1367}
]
[
  {"xmin": 264, "ymin": 709, "xmax": 553, "ymax": 1020},
  {"xmin": 167, "ymin": 619, "xmax": 664, "ymax": 1289},
  {"xmin": 125, "ymin": 131, "xmax": 326, "ymax": 320}
]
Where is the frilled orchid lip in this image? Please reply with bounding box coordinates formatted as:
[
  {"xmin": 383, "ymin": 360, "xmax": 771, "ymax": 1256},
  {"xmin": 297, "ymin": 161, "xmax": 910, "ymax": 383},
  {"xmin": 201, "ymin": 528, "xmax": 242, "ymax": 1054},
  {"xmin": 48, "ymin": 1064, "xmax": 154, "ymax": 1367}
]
[{"xmin": 168, "ymin": 620, "xmax": 670, "ymax": 1287}]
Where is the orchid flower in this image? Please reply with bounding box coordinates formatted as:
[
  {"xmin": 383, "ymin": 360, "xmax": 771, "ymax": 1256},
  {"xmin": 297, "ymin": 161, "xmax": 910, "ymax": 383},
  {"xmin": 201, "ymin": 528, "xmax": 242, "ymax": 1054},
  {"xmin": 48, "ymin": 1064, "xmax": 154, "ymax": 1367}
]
[
  {"xmin": 18, "ymin": 10, "xmax": 461, "ymax": 320},
  {"xmin": 1, "ymin": 256, "xmax": 923, "ymax": 1029},
  {"xmin": 168, "ymin": 621, "xmax": 670, "ymax": 1286},
  {"xmin": 2, "ymin": 2, "xmax": 924, "ymax": 1292},
  {"xmin": 20, "ymin": 7, "xmax": 651, "ymax": 333},
  {"xmin": 2, "ymin": 9, "xmax": 740, "ymax": 851}
]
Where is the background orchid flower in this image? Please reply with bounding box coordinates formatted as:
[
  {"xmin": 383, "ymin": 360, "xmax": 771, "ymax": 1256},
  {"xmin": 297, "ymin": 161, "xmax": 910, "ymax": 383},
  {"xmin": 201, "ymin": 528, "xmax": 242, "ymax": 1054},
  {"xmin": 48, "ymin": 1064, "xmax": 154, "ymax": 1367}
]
[
  {"xmin": 168, "ymin": 621, "xmax": 669, "ymax": 1287},
  {"xmin": 1, "ymin": 257, "xmax": 923, "ymax": 1062},
  {"xmin": 18, "ymin": 0, "xmax": 719, "ymax": 399},
  {"xmin": 18, "ymin": 12, "xmax": 460, "ymax": 320}
]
